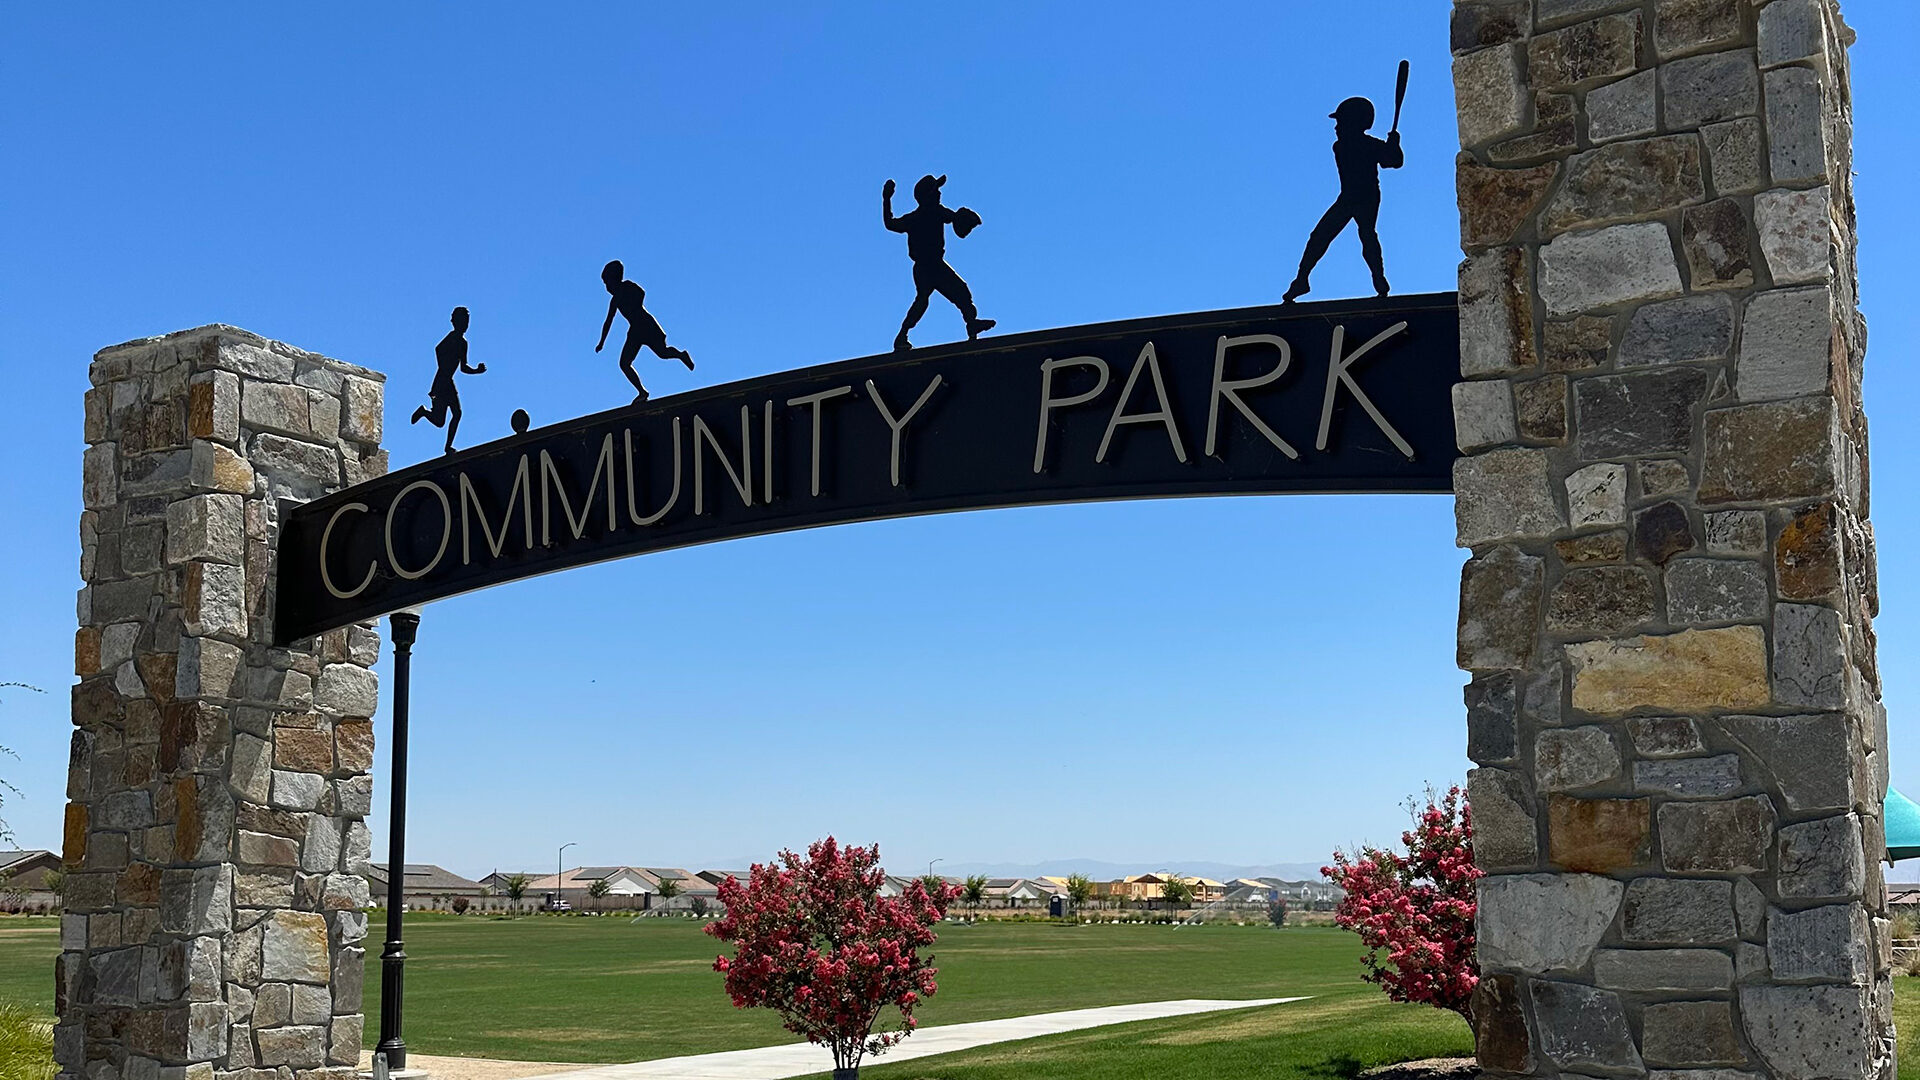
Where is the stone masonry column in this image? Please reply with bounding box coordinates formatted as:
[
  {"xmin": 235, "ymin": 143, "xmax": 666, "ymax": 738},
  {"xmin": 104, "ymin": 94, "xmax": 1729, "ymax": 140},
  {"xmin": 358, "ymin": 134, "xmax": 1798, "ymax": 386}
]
[
  {"xmin": 66, "ymin": 327, "xmax": 388, "ymax": 1080},
  {"xmin": 1449, "ymin": 1, "xmax": 1888, "ymax": 1076}
]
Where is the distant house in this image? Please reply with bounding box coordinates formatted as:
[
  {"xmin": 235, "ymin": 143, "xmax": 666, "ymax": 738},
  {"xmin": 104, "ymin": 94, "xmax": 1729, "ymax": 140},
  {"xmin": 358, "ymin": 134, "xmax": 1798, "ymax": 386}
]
[
  {"xmin": 363, "ymin": 864, "xmax": 488, "ymax": 907},
  {"xmin": 524, "ymin": 866, "xmax": 658, "ymax": 904},
  {"xmin": 0, "ymin": 850, "xmax": 61, "ymax": 891},
  {"xmin": 637, "ymin": 868, "xmax": 718, "ymax": 900},
  {"xmin": 697, "ymin": 869, "xmax": 750, "ymax": 889},
  {"xmin": 1258, "ymin": 878, "xmax": 1344, "ymax": 907}
]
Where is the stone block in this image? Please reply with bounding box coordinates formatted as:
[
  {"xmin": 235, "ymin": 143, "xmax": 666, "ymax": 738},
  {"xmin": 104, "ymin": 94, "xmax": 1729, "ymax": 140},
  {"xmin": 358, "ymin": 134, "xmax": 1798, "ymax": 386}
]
[
  {"xmin": 271, "ymin": 769, "xmax": 323, "ymax": 811},
  {"xmin": 236, "ymin": 830, "xmax": 299, "ymax": 868},
  {"xmin": 1547, "ymin": 795, "xmax": 1649, "ymax": 872},
  {"xmin": 1466, "ymin": 671, "xmax": 1519, "ymax": 765},
  {"xmin": 1458, "ymin": 547, "xmax": 1543, "ymax": 671},
  {"xmin": 231, "ymin": 732, "xmax": 272, "ymax": 805},
  {"xmin": 1663, "ymin": 51, "xmax": 1760, "ymax": 129},
  {"xmin": 182, "ymin": 561, "xmax": 246, "ymax": 639},
  {"xmin": 273, "ymin": 729, "xmax": 333, "ymax": 774},
  {"xmin": 347, "ymin": 626, "xmax": 381, "ymax": 666},
  {"xmin": 334, "ymin": 775, "xmax": 373, "ymax": 818},
  {"xmin": 1703, "ymin": 117, "xmax": 1766, "ymax": 197},
  {"xmin": 1531, "ymin": 980, "xmax": 1642, "ymax": 1073},
  {"xmin": 1777, "ymin": 813, "xmax": 1864, "ymax": 900},
  {"xmin": 1660, "ymin": 795, "xmax": 1776, "ymax": 873},
  {"xmin": 1735, "ymin": 877, "xmax": 1767, "ymax": 938},
  {"xmin": 315, "ymin": 664, "xmax": 377, "ymax": 717},
  {"xmin": 1654, "ymin": 0, "xmax": 1742, "ymax": 59},
  {"xmin": 1454, "ymin": 44, "xmax": 1528, "ymax": 148},
  {"xmin": 328, "ymin": 1015, "xmax": 363, "ymax": 1067},
  {"xmin": 1634, "ymin": 754, "xmax": 1743, "ymax": 799},
  {"xmin": 1540, "ymin": 222, "xmax": 1685, "ymax": 316},
  {"xmin": 322, "ymin": 873, "xmax": 369, "ymax": 910},
  {"xmin": 1546, "ymin": 135, "xmax": 1704, "ymax": 234},
  {"xmin": 1547, "ymin": 566, "xmax": 1656, "ymax": 637},
  {"xmin": 1773, "ymin": 602, "xmax": 1846, "ymax": 709},
  {"xmin": 289, "ymin": 983, "xmax": 330, "ymax": 1024},
  {"xmin": 1469, "ymin": 767, "xmax": 1537, "ymax": 871},
  {"xmin": 1765, "ymin": 66, "xmax": 1827, "ymax": 185},
  {"xmin": 1623, "ymin": 877, "xmax": 1736, "ymax": 943},
  {"xmin": 1451, "ymin": 380, "xmax": 1515, "ymax": 452},
  {"xmin": 1629, "ymin": 715, "xmax": 1704, "ymax": 758},
  {"xmin": 254, "ymin": 1025, "xmax": 326, "ymax": 1068},
  {"xmin": 1642, "ymin": 1000, "xmax": 1745, "ymax": 1067},
  {"xmin": 1542, "ymin": 315, "xmax": 1611, "ymax": 372},
  {"xmin": 1567, "ymin": 626, "xmax": 1769, "ymax": 714},
  {"xmin": 187, "ymin": 369, "xmax": 242, "ymax": 444},
  {"xmin": 299, "ymin": 816, "xmax": 340, "ymax": 874},
  {"xmin": 1594, "ymin": 947, "xmax": 1732, "ymax": 992},
  {"xmin": 1565, "ymin": 463, "xmax": 1626, "ymax": 531},
  {"xmin": 1556, "ymin": 529, "xmax": 1626, "ymax": 565},
  {"xmin": 1664, "ymin": 559, "xmax": 1767, "ymax": 624},
  {"xmin": 240, "ymin": 382, "xmax": 311, "ymax": 438},
  {"xmin": 1478, "ymin": 873, "xmax": 1622, "ymax": 972},
  {"xmin": 1769, "ymin": 903, "xmax": 1871, "ymax": 984},
  {"xmin": 1758, "ymin": 0, "xmax": 1826, "ymax": 68},
  {"xmin": 1513, "ymin": 376, "xmax": 1566, "ymax": 443},
  {"xmin": 1455, "ymin": 449, "xmax": 1563, "ymax": 548},
  {"xmin": 1775, "ymin": 501, "xmax": 1842, "ymax": 602},
  {"xmin": 1755, "ymin": 185, "xmax": 1830, "ymax": 283},
  {"xmin": 1528, "ymin": 13, "xmax": 1640, "ymax": 89},
  {"xmin": 1619, "ymin": 293, "xmax": 1734, "ymax": 367},
  {"xmin": 1723, "ymin": 713, "xmax": 1852, "ymax": 812},
  {"xmin": 1471, "ymin": 972, "xmax": 1534, "ymax": 1073},
  {"xmin": 342, "ymin": 820, "xmax": 372, "ymax": 874},
  {"xmin": 1740, "ymin": 984, "xmax": 1873, "ymax": 1080},
  {"xmin": 235, "ymin": 870, "xmax": 294, "ymax": 909},
  {"xmin": 1586, "ymin": 70, "xmax": 1655, "ymax": 143},
  {"xmin": 1456, "ymin": 157, "xmax": 1558, "ymax": 248},
  {"xmin": 1681, "ymin": 198, "xmax": 1755, "ymax": 290},
  {"xmin": 1537, "ymin": 727, "xmax": 1622, "ymax": 794},
  {"xmin": 1459, "ymin": 247, "xmax": 1536, "ymax": 375},
  {"xmin": 1574, "ymin": 368, "xmax": 1709, "ymax": 460},
  {"xmin": 1737, "ymin": 287, "xmax": 1832, "ymax": 402},
  {"xmin": 341, "ymin": 376, "xmax": 383, "ymax": 444},
  {"xmin": 334, "ymin": 719, "xmax": 373, "ymax": 773},
  {"xmin": 332, "ymin": 947, "xmax": 366, "ymax": 1012},
  {"xmin": 1638, "ymin": 458, "xmax": 1690, "ymax": 498},
  {"xmin": 83, "ymin": 444, "xmax": 120, "ymax": 509},
  {"xmin": 164, "ymin": 494, "xmax": 244, "ymax": 566},
  {"xmin": 187, "ymin": 440, "xmax": 253, "ymax": 495},
  {"xmin": 1699, "ymin": 397, "xmax": 1839, "ymax": 504},
  {"xmin": 158, "ymin": 865, "xmax": 231, "ymax": 935},
  {"xmin": 261, "ymin": 911, "xmax": 330, "ymax": 983}
]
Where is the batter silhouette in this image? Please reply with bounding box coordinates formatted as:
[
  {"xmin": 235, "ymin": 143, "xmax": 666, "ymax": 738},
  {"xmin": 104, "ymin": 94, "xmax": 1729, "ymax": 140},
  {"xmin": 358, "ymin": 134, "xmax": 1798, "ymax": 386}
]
[
  {"xmin": 409, "ymin": 306, "xmax": 485, "ymax": 455},
  {"xmin": 1283, "ymin": 96, "xmax": 1404, "ymax": 303},
  {"xmin": 884, "ymin": 174, "xmax": 993, "ymax": 352},
  {"xmin": 595, "ymin": 260, "xmax": 694, "ymax": 404}
]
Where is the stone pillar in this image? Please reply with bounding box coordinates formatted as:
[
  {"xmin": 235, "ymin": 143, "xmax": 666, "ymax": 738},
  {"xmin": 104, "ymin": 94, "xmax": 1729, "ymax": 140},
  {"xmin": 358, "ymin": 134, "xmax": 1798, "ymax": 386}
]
[
  {"xmin": 1450, "ymin": 1, "xmax": 1889, "ymax": 1076},
  {"xmin": 67, "ymin": 326, "xmax": 388, "ymax": 1080}
]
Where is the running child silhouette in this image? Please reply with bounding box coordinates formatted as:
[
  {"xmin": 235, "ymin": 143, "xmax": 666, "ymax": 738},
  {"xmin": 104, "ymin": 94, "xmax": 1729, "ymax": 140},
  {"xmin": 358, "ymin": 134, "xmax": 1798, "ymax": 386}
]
[
  {"xmin": 1283, "ymin": 96, "xmax": 1404, "ymax": 302},
  {"xmin": 410, "ymin": 306, "xmax": 485, "ymax": 455},
  {"xmin": 883, "ymin": 174, "xmax": 994, "ymax": 352},
  {"xmin": 595, "ymin": 259, "xmax": 694, "ymax": 404}
]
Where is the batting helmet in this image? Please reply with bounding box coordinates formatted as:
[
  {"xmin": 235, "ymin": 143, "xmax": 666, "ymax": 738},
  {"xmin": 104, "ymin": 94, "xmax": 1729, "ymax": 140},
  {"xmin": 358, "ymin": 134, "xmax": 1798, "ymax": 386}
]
[{"xmin": 1330, "ymin": 96, "xmax": 1375, "ymax": 128}]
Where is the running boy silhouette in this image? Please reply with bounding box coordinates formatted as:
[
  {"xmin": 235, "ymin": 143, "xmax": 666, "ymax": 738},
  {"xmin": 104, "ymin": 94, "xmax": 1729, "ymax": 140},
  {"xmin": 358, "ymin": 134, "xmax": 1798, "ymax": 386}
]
[
  {"xmin": 595, "ymin": 259, "xmax": 694, "ymax": 404},
  {"xmin": 410, "ymin": 306, "xmax": 485, "ymax": 455},
  {"xmin": 883, "ymin": 174, "xmax": 994, "ymax": 352},
  {"xmin": 1283, "ymin": 96, "xmax": 1404, "ymax": 303}
]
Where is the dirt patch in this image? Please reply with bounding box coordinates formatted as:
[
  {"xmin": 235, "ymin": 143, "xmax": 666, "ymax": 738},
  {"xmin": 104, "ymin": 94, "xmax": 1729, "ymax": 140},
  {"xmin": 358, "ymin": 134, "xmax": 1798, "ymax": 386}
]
[
  {"xmin": 1360, "ymin": 1058, "xmax": 1480, "ymax": 1080},
  {"xmin": 358, "ymin": 1052, "xmax": 589, "ymax": 1080}
]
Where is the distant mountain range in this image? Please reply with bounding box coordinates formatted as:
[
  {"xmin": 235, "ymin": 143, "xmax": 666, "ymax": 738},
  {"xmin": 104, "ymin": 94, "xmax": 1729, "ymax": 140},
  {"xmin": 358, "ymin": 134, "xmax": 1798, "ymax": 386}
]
[{"xmin": 911, "ymin": 859, "xmax": 1332, "ymax": 883}]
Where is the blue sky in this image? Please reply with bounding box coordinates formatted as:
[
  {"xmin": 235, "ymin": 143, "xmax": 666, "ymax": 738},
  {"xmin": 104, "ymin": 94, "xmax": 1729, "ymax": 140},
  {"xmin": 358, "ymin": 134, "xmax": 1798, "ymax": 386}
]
[{"xmin": 3, "ymin": 3, "xmax": 1917, "ymax": 881}]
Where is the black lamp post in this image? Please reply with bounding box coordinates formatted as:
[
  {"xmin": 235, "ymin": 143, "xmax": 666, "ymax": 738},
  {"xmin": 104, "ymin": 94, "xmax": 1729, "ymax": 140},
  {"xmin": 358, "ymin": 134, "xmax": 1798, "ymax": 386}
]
[{"xmin": 376, "ymin": 609, "xmax": 421, "ymax": 1069}]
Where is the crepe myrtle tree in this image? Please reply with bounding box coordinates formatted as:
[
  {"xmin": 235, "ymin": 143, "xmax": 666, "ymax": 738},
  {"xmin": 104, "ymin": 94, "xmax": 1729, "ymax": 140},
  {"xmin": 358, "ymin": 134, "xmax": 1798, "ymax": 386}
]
[
  {"xmin": 1321, "ymin": 785, "xmax": 1480, "ymax": 1023},
  {"xmin": 710, "ymin": 838, "xmax": 960, "ymax": 1078},
  {"xmin": 1065, "ymin": 873, "xmax": 1096, "ymax": 911}
]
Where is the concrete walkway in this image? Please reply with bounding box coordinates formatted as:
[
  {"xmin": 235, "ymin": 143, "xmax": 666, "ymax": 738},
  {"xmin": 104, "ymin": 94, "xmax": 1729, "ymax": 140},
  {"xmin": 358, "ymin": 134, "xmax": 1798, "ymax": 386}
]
[{"xmin": 518, "ymin": 997, "xmax": 1307, "ymax": 1080}]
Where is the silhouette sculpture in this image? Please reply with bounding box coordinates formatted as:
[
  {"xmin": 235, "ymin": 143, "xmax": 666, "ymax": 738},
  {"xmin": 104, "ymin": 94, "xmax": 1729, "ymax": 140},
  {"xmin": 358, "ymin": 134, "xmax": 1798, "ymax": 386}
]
[
  {"xmin": 1283, "ymin": 60, "xmax": 1410, "ymax": 303},
  {"xmin": 883, "ymin": 174, "xmax": 994, "ymax": 352},
  {"xmin": 409, "ymin": 306, "xmax": 487, "ymax": 455},
  {"xmin": 595, "ymin": 260, "xmax": 694, "ymax": 404},
  {"xmin": 510, "ymin": 408, "xmax": 531, "ymax": 436}
]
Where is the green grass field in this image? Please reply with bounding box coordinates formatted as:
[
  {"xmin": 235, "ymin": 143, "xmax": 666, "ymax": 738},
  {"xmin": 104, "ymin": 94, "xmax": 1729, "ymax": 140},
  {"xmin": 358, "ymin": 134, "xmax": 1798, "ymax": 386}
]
[{"xmin": 0, "ymin": 913, "xmax": 1916, "ymax": 1079}]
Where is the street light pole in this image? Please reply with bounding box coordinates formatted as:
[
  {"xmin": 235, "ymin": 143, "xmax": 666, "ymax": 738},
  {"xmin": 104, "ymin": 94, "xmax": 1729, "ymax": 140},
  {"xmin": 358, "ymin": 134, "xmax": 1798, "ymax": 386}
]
[
  {"xmin": 376, "ymin": 609, "xmax": 421, "ymax": 1070},
  {"xmin": 928, "ymin": 858, "xmax": 942, "ymax": 881},
  {"xmin": 557, "ymin": 842, "xmax": 576, "ymax": 911}
]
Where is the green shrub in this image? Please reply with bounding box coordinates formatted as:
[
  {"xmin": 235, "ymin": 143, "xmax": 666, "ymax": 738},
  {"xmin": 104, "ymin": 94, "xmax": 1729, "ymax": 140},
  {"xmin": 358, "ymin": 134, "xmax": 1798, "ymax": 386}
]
[{"xmin": 0, "ymin": 1002, "xmax": 54, "ymax": 1080}]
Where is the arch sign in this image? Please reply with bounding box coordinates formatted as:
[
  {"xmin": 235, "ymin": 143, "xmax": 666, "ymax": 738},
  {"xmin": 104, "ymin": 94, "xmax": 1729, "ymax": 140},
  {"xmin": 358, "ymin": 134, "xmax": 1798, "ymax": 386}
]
[{"xmin": 275, "ymin": 293, "xmax": 1458, "ymax": 642}]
